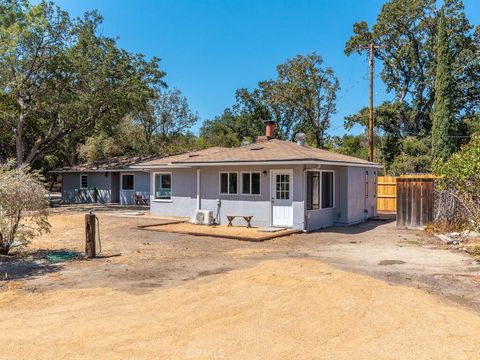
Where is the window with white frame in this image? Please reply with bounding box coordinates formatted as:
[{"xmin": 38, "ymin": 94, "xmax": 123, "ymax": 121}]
[
  {"xmin": 275, "ymin": 174, "xmax": 290, "ymax": 199},
  {"xmin": 122, "ymin": 174, "xmax": 134, "ymax": 190},
  {"xmin": 241, "ymin": 172, "xmax": 260, "ymax": 195},
  {"xmin": 321, "ymin": 171, "xmax": 334, "ymax": 209},
  {"xmin": 306, "ymin": 171, "xmax": 334, "ymax": 210},
  {"xmin": 220, "ymin": 172, "xmax": 238, "ymax": 194},
  {"xmin": 154, "ymin": 173, "xmax": 172, "ymax": 200},
  {"xmin": 80, "ymin": 174, "xmax": 88, "ymax": 189}
]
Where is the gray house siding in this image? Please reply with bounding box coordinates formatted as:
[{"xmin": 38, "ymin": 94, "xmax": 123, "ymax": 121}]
[
  {"xmin": 119, "ymin": 171, "xmax": 150, "ymax": 205},
  {"xmin": 150, "ymin": 165, "xmax": 306, "ymax": 229},
  {"xmin": 149, "ymin": 163, "xmax": 378, "ymax": 231},
  {"xmin": 61, "ymin": 170, "xmax": 150, "ymax": 204},
  {"xmin": 62, "ymin": 172, "xmax": 113, "ymax": 203},
  {"xmin": 345, "ymin": 166, "xmax": 377, "ymax": 224}
]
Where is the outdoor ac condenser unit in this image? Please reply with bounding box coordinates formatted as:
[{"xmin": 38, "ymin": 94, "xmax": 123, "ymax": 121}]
[{"xmin": 191, "ymin": 210, "xmax": 214, "ymax": 225}]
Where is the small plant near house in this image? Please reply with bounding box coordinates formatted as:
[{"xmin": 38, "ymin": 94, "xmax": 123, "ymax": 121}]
[
  {"xmin": 0, "ymin": 163, "xmax": 50, "ymax": 255},
  {"xmin": 91, "ymin": 186, "xmax": 100, "ymax": 203},
  {"xmin": 433, "ymin": 135, "xmax": 480, "ymax": 231}
]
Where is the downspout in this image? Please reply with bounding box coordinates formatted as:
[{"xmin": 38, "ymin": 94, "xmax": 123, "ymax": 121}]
[{"xmin": 196, "ymin": 168, "xmax": 201, "ymax": 210}]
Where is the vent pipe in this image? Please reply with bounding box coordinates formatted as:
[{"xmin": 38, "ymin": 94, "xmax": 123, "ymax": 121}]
[{"xmin": 295, "ymin": 132, "xmax": 305, "ymax": 146}]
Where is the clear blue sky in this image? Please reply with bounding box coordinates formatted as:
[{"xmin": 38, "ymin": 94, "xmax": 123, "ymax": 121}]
[{"xmin": 55, "ymin": 0, "xmax": 480, "ymax": 137}]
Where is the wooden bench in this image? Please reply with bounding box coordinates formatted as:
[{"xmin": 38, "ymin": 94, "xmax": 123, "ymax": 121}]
[{"xmin": 226, "ymin": 215, "xmax": 253, "ymax": 228}]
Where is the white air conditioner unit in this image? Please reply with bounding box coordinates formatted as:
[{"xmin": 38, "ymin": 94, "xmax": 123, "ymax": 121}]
[{"xmin": 191, "ymin": 210, "xmax": 214, "ymax": 225}]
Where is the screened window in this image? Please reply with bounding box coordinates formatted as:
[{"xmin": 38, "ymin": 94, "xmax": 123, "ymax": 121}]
[
  {"xmin": 365, "ymin": 171, "xmax": 369, "ymax": 198},
  {"xmin": 80, "ymin": 174, "xmax": 88, "ymax": 189},
  {"xmin": 306, "ymin": 172, "xmax": 320, "ymax": 210},
  {"xmin": 242, "ymin": 172, "xmax": 260, "ymax": 195},
  {"xmin": 122, "ymin": 174, "xmax": 134, "ymax": 190},
  {"xmin": 154, "ymin": 173, "xmax": 172, "ymax": 200},
  {"xmin": 321, "ymin": 171, "xmax": 334, "ymax": 209},
  {"xmin": 220, "ymin": 172, "xmax": 237, "ymax": 194},
  {"xmin": 275, "ymin": 174, "xmax": 290, "ymax": 199}
]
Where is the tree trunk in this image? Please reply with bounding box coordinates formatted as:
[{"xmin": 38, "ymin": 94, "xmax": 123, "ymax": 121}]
[
  {"xmin": 0, "ymin": 233, "xmax": 10, "ymax": 255},
  {"xmin": 15, "ymin": 112, "xmax": 26, "ymax": 168}
]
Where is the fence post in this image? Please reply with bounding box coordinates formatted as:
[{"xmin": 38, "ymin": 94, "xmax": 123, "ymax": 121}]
[{"xmin": 85, "ymin": 211, "xmax": 96, "ymax": 258}]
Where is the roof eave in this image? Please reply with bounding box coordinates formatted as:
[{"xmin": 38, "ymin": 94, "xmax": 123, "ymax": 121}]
[
  {"xmin": 134, "ymin": 159, "xmax": 382, "ymax": 169},
  {"xmin": 50, "ymin": 168, "xmax": 150, "ymax": 173}
]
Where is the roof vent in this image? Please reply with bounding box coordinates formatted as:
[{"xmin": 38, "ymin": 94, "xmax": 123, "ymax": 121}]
[
  {"xmin": 250, "ymin": 146, "xmax": 264, "ymax": 151},
  {"xmin": 295, "ymin": 132, "xmax": 305, "ymax": 146}
]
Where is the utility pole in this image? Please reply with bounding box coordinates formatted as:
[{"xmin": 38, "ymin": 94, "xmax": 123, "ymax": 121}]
[{"xmin": 358, "ymin": 43, "xmax": 381, "ymax": 162}]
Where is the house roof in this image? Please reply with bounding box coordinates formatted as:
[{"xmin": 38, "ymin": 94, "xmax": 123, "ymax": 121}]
[
  {"xmin": 53, "ymin": 155, "xmax": 160, "ymax": 173},
  {"xmin": 134, "ymin": 140, "xmax": 381, "ymax": 168}
]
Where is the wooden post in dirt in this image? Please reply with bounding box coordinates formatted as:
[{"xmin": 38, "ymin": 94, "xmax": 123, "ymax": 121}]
[{"xmin": 85, "ymin": 211, "xmax": 96, "ymax": 258}]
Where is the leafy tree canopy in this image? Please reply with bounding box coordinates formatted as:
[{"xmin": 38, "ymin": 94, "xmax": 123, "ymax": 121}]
[
  {"xmin": 344, "ymin": 0, "xmax": 480, "ymax": 174},
  {"xmin": 0, "ymin": 0, "xmax": 165, "ymax": 168},
  {"xmin": 200, "ymin": 52, "xmax": 339, "ymax": 148}
]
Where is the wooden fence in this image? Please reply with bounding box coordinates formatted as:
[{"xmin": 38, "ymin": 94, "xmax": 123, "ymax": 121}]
[
  {"xmin": 377, "ymin": 176, "xmax": 397, "ymax": 212},
  {"xmin": 396, "ymin": 177, "xmax": 435, "ymax": 228},
  {"xmin": 377, "ymin": 174, "xmax": 438, "ymax": 213}
]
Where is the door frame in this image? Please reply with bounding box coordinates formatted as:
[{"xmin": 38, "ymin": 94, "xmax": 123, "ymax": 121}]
[
  {"xmin": 120, "ymin": 172, "xmax": 136, "ymax": 205},
  {"xmin": 270, "ymin": 169, "xmax": 294, "ymax": 227}
]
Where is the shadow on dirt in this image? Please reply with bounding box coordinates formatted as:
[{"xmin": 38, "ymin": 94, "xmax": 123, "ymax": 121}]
[
  {"xmin": 0, "ymin": 249, "xmax": 82, "ymax": 281},
  {"xmin": 315, "ymin": 214, "xmax": 397, "ymax": 235},
  {"xmin": 50, "ymin": 204, "xmax": 149, "ymax": 214}
]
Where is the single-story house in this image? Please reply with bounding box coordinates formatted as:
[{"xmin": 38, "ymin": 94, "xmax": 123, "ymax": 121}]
[
  {"xmin": 54, "ymin": 156, "xmax": 153, "ymax": 205},
  {"xmin": 132, "ymin": 122, "xmax": 382, "ymax": 231}
]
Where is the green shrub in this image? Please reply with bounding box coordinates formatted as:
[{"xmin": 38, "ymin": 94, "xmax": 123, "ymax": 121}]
[{"xmin": 433, "ymin": 135, "xmax": 480, "ymax": 229}]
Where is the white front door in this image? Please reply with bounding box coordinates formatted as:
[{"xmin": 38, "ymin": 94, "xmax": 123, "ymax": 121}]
[{"xmin": 271, "ymin": 170, "xmax": 293, "ymax": 227}]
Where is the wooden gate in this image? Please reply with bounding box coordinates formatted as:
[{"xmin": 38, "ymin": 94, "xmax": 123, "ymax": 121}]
[
  {"xmin": 396, "ymin": 177, "xmax": 435, "ymax": 228},
  {"xmin": 377, "ymin": 176, "xmax": 397, "ymax": 212}
]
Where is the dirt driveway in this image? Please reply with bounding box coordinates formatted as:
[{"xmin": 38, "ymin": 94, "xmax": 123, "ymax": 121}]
[
  {"xmin": 1, "ymin": 206, "xmax": 480, "ymax": 359},
  {"xmin": 3, "ymin": 207, "xmax": 479, "ymax": 310}
]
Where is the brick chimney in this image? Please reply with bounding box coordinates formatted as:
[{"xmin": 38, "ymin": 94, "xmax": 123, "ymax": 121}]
[{"xmin": 256, "ymin": 120, "xmax": 276, "ymax": 143}]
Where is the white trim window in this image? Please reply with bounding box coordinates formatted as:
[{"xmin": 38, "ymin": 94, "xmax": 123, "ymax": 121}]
[
  {"xmin": 121, "ymin": 174, "xmax": 135, "ymax": 190},
  {"xmin": 241, "ymin": 172, "xmax": 261, "ymax": 195},
  {"xmin": 306, "ymin": 170, "xmax": 334, "ymax": 210},
  {"xmin": 80, "ymin": 174, "xmax": 88, "ymax": 189},
  {"xmin": 219, "ymin": 172, "xmax": 238, "ymax": 194},
  {"xmin": 154, "ymin": 173, "xmax": 172, "ymax": 200}
]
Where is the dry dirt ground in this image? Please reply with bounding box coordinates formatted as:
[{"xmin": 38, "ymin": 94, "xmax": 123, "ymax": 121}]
[{"xmin": 1, "ymin": 205, "xmax": 480, "ymax": 359}]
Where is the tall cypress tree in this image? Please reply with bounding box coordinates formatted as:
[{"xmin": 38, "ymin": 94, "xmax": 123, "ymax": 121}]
[{"xmin": 432, "ymin": 9, "xmax": 455, "ymax": 161}]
